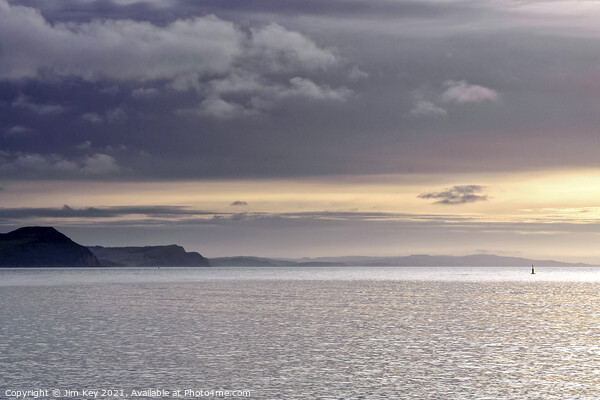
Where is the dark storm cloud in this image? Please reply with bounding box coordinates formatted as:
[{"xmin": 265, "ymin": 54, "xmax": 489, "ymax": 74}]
[
  {"xmin": 0, "ymin": 1, "xmax": 341, "ymax": 86},
  {"xmin": 419, "ymin": 185, "xmax": 488, "ymax": 205},
  {"xmin": 10, "ymin": 0, "xmax": 483, "ymax": 23},
  {"xmin": 0, "ymin": 0, "xmax": 357, "ymax": 179},
  {"xmin": 2, "ymin": 0, "xmax": 600, "ymax": 180},
  {"xmin": 176, "ymin": 0, "xmax": 463, "ymax": 18},
  {"xmin": 0, "ymin": 0, "xmax": 348, "ymax": 123}
]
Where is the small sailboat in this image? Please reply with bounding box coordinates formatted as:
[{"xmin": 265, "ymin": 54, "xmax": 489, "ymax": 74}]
[{"xmin": 531, "ymin": 264, "xmax": 535, "ymax": 274}]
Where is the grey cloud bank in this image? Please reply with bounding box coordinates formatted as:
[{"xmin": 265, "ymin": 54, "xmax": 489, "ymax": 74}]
[{"xmin": 1, "ymin": 0, "xmax": 600, "ymax": 181}]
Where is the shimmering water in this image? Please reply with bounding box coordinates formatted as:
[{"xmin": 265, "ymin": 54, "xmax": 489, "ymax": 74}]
[{"xmin": 1, "ymin": 267, "xmax": 600, "ymax": 399}]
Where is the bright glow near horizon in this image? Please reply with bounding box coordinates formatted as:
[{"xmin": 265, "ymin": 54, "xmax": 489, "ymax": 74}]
[{"xmin": 3, "ymin": 168, "xmax": 600, "ymax": 262}]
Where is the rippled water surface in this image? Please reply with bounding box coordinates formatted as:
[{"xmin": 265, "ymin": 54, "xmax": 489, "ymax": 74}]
[{"xmin": 1, "ymin": 267, "xmax": 600, "ymax": 399}]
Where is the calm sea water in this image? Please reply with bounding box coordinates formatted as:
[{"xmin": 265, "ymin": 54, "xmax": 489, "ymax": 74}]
[{"xmin": 1, "ymin": 267, "xmax": 600, "ymax": 399}]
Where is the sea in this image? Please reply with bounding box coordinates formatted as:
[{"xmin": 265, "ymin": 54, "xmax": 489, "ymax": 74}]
[{"xmin": 1, "ymin": 266, "xmax": 600, "ymax": 400}]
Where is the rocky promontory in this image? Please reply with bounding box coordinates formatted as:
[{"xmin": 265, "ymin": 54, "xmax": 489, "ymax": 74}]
[
  {"xmin": 0, "ymin": 226, "xmax": 101, "ymax": 267},
  {"xmin": 88, "ymin": 245, "xmax": 210, "ymax": 267}
]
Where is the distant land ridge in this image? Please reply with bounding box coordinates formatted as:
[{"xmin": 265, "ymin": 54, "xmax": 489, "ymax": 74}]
[
  {"xmin": 289, "ymin": 254, "xmax": 591, "ymax": 267},
  {"xmin": 0, "ymin": 226, "xmax": 101, "ymax": 267},
  {"xmin": 209, "ymin": 254, "xmax": 592, "ymax": 267},
  {"xmin": 88, "ymin": 245, "xmax": 210, "ymax": 267},
  {"xmin": 0, "ymin": 226, "xmax": 593, "ymax": 268},
  {"xmin": 208, "ymin": 256, "xmax": 340, "ymax": 267}
]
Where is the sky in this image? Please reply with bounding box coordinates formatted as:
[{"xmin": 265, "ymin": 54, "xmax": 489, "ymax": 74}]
[{"xmin": 2, "ymin": 0, "xmax": 600, "ymax": 262}]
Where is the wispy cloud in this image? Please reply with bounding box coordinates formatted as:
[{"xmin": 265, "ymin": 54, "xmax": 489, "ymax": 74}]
[
  {"xmin": 0, "ymin": 206, "xmax": 490, "ymax": 226},
  {"xmin": 131, "ymin": 87, "xmax": 159, "ymax": 99},
  {"xmin": 0, "ymin": 205, "xmax": 214, "ymax": 220},
  {"xmin": 419, "ymin": 185, "xmax": 489, "ymax": 205},
  {"xmin": 409, "ymin": 100, "xmax": 447, "ymax": 117},
  {"xmin": 4, "ymin": 125, "xmax": 34, "ymax": 138},
  {"xmin": 0, "ymin": 152, "xmax": 120, "ymax": 177},
  {"xmin": 79, "ymin": 108, "xmax": 127, "ymax": 124},
  {"xmin": 441, "ymin": 80, "xmax": 499, "ymax": 104},
  {"xmin": 12, "ymin": 95, "xmax": 65, "ymax": 115}
]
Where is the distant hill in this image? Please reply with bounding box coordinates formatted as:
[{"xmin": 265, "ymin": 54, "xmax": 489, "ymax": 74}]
[
  {"xmin": 293, "ymin": 254, "xmax": 591, "ymax": 267},
  {"xmin": 0, "ymin": 226, "xmax": 101, "ymax": 267},
  {"xmin": 208, "ymin": 256, "xmax": 293, "ymax": 267},
  {"xmin": 210, "ymin": 253, "xmax": 591, "ymax": 267},
  {"xmin": 208, "ymin": 256, "xmax": 340, "ymax": 267},
  {"xmin": 89, "ymin": 245, "xmax": 210, "ymax": 267}
]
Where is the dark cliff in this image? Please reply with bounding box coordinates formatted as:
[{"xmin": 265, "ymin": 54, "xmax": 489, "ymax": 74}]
[
  {"xmin": 0, "ymin": 226, "xmax": 101, "ymax": 267},
  {"xmin": 88, "ymin": 245, "xmax": 210, "ymax": 267}
]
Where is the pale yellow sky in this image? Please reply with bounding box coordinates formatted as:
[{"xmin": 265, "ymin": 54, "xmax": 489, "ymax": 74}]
[
  {"xmin": 4, "ymin": 167, "xmax": 600, "ymax": 219},
  {"xmin": 3, "ymin": 168, "xmax": 600, "ymax": 262}
]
